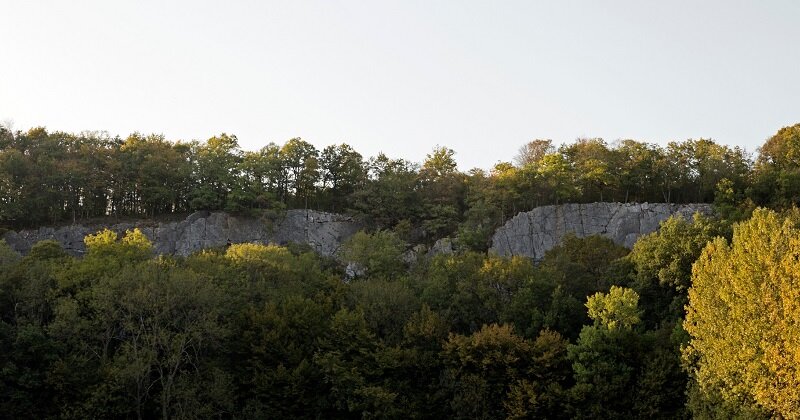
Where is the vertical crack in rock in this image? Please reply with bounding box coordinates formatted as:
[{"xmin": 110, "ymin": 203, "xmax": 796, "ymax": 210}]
[
  {"xmin": 526, "ymin": 212, "xmax": 534, "ymax": 260},
  {"xmin": 603, "ymin": 203, "xmax": 622, "ymax": 235}
]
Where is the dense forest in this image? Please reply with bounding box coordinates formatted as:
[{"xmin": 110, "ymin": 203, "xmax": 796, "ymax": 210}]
[
  {"xmin": 2, "ymin": 124, "xmax": 776, "ymax": 242},
  {"xmin": 2, "ymin": 123, "xmax": 800, "ymax": 418}
]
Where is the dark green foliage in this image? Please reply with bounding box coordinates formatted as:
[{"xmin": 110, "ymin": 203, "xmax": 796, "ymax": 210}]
[
  {"xmin": 417, "ymin": 252, "xmax": 518, "ymax": 334},
  {"xmin": 2, "ymin": 122, "xmax": 799, "ymax": 418},
  {"xmin": 0, "ymin": 225, "xmax": 705, "ymax": 419},
  {"xmin": 351, "ymin": 153, "xmax": 421, "ymax": 231},
  {"xmin": 508, "ymin": 235, "xmax": 631, "ymax": 340},
  {"xmin": 751, "ymin": 123, "xmax": 800, "ymax": 207},
  {"xmin": 627, "ymin": 214, "xmax": 727, "ymax": 327},
  {"xmin": 442, "ymin": 325, "xmax": 571, "ymax": 419},
  {"xmin": 567, "ymin": 288, "xmax": 689, "ymax": 419},
  {"xmin": 340, "ymin": 230, "xmax": 407, "ymax": 280},
  {"xmin": 0, "ymin": 123, "xmax": 767, "ymax": 244}
]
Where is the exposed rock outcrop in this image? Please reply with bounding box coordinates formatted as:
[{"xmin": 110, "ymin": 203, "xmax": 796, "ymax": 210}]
[
  {"xmin": 490, "ymin": 202, "xmax": 713, "ymax": 260},
  {"xmin": 2, "ymin": 210, "xmax": 362, "ymax": 257},
  {"xmin": 428, "ymin": 237, "xmax": 456, "ymax": 257}
]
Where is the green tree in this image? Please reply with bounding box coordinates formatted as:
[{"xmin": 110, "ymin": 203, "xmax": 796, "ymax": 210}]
[
  {"xmin": 313, "ymin": 308, "xmax": 400, "ymax": 418},
  {"xmin": 393, "ymin": 305, "xmax": 451, "ymax": 417},
  {"xmin": 614, "ymin": 139, "xmax": 663, "ymax": 203},
  {"xmin": 339, "ymin": 230, "xmax": 406, "ymax": 280},
  {"xmin": 237, "ymin": 295, "xmax": 332, "ymax": 417},
  {"xmin": 117, "ymin": 133, "xmax": 192, "ymax": 216},
  {"xmin": 585, "ymin": 286, "xmax": 641, "ymax": 331},
  {"xmin": 352, "ymin": 153, "xmax": 420, "ymax": 229},
  {"xmin": 536, "ymin": 153, "xmax": 579, "ymax": 204},
  {"xmin": 347, "ymin": 279, "xmax": 419, "ymax": 344},
  {"xmin": 280, "ymin": 138, "xmax": 319, "ymax": 208},
  {"xmin": 190, "ymin": 133, "xmax": 242, "ymax": 211},
  {"xmin": 684, "ymin": 209, "xmax": 800, "ymax": 418},
  {"xmin": 751, "ymin": 123, "xmax": 800, "ymax": 206},
  {"xmin": 320, "ymin": 143, "xmax": 367, "ymax": 211},
  {"xmin": 417, "ymin": 252, "xmax": 508, "ymax": 334},
  {"xmin": 84, "ymin": 228, "xmax": 153, "ymax": 262},
  {"xmin": 628, "ymin": 214, "xmax": 722, "ymax": 326},
  {"xmin": 442, "ymin": 324, "xmax": 569, "ymax": 419},
  {"xmin": 418, "ymin": 146, "xmax": 465, "ymax": 240},
  {"xmin": 50, "ymin": 251, "xmax": 230, "ymax": 418},
  {"xmin": 457, "ymin": 167, "xmax": 508, "ymax": 251},
  {"xmin": 568, "ymin": 287, "xmax": 643, "ymax": 419},
  {"xmin": 509, "ymin": 235, "xmax": 630, "ymax": 339},
  {"xmin": 0, "ymin": 240, "xmax": 20, "ymax": 267},
  {"xmin": 421, "ymin": 146, "xmax": 457, "ymax": 179},
  {"xmin": 561, "ymin": 138, "xmax": 615, "ymax": 202},
  {"xmin": 442, "ymin": 324, "xmax": 532, "ymax": 419},
  {"xmin": 503, "ymin": 329, "xmax": 571, "ymax": 419},
  {"xmin": 514, "ymin": 139, "xmax": 554, "ymax": 167},
  {"xmin": 235, "ymin": 142, "xmax": 290, "ymax": 213},
  {"xmin": 0, "ymin": 238, "xmax": 65, "ymax": 418},
  {"xmin": 0, "ymin": 148, "xmax": 27, "ymax": 224}
]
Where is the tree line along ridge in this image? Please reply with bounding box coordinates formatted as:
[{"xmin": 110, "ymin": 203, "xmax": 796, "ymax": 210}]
[{"xmin": 1, "ymin": 123, "xmax": 800, "ymax": 418}]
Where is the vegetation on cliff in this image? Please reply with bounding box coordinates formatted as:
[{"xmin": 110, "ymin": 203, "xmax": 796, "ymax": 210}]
[{"xmin": 2, "ymin": 123, "xmax": 800, "ymax": 418}]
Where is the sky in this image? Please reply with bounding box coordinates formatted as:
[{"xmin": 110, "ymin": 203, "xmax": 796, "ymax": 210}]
[{"xmin": 2, "ymin": 1, "xmax": 799, "ymax": 170}]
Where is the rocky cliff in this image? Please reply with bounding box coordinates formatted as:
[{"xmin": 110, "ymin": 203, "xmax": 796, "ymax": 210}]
[
  {"xmin": 490, "ymin": 202, "xmax": 713, "ymax": 260},
  {"xmin": 3, "ymin": 203, "xmax": 714, "ymax": 261},
  {"xmin": 2, "ymin": 210, "xmax": 362, "ymax": 257}
]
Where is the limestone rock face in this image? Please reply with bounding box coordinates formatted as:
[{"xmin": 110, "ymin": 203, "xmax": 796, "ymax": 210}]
[
  {"xmin": 2, "ymin": 210, "xmax": 362, "ymax": 257},
  {"xmin": 490, "ymin": 202, "xmax": 713, "ymax": 260},
  {"xmin": 428, "ymin": 237, "xmax": 456, "ymax": 257}
]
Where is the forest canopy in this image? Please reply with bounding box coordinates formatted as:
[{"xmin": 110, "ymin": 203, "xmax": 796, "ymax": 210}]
[
  {"xmin": 2, "ymin": 123, "xmax": 800, "ymax": 418},
  {"xmin": 4, "ymin": 123, "xmax": 788, "ymax": 247}
]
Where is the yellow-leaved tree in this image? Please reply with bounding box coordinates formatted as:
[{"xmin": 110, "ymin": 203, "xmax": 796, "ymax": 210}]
[
  {"xmin": 684, "ymin": 208, "xmax": 800, "ymax": 418},
  {"xmin": 84, "ymin": 228, "xmax": 153, "ymax": 261}
]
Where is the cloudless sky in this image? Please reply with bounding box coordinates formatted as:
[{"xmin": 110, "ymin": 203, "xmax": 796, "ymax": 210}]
[{"xmin": 2, "ymin": 1, "xmax": 799, "ymax": 170}]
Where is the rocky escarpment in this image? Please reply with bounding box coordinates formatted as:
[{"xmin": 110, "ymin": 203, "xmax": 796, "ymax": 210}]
[
  {"xmin": 2, "ymin": 210, "xmax": 362, "ymax": 257},
  {"xmin": 490, "ymin": 202, "xmax": 713, "ymax": 260}
]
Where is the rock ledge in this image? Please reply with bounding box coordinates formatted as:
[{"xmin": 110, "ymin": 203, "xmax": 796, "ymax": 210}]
[
  {"xmin": 2, "ymin": 210, "xmax": 362, "ymax": 257},
  {"xmin": 490, "ymin": 202, "xmax": 712, "ymax": 260}
]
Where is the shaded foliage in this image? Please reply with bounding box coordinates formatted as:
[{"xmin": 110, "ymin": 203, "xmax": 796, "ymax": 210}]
[
  {"xmin": 2, "ymin": 122, "xmax": 800, "ymax": 418},
  {"xmin": 0, "ymin": 228, "xmax": 702, "ymax": 419}
]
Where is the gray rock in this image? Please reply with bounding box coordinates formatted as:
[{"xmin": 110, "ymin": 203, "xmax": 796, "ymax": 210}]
[
  {"xmin": 2, "ymin": 210, "xmax": 362, "ymax": 258},
  {"xmin": 345, "ymin": 262, "xmax": 366, "ymax": 280},
  {"xmin": 490, "ymin": 202, "xmax": 713, "ymax": 260},
  {"xmin": 428, "ymin": 237, "xmax": 456, "ymax": 257},
  {"xmin": 402, "ymin": 244, "xmax": 427, "ymax": 266}
]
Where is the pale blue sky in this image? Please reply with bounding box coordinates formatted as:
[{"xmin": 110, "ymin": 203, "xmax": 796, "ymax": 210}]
[{"xmin": 2, "ymin": 1, "xmax": 799, "ymax": 169}]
